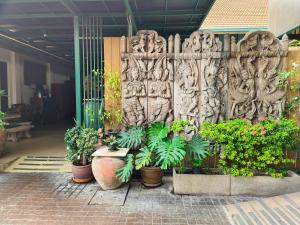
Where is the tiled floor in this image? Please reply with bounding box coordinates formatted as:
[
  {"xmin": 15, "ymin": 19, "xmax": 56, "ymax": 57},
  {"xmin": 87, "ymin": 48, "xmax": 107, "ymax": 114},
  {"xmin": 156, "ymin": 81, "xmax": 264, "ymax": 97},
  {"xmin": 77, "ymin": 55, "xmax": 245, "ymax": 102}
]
[
  {"xmin": 0, "ymin": 172, "xmax": 259, "ymax": 225},
  {"xmin": 0, "ymin": 121, "xmax": 72, "ymax": 172},
  {"xmin": 226, "ymin": 192, "xmax": 300, "ymax": 225}
]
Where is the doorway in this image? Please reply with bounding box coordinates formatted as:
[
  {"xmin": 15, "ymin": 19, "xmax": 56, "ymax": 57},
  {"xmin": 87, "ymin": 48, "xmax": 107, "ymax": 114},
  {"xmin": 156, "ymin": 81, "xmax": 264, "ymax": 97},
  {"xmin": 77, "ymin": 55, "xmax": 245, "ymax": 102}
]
[{"xmin": 0, "ymin": 61, "xmax": 8, "ymax": 112}]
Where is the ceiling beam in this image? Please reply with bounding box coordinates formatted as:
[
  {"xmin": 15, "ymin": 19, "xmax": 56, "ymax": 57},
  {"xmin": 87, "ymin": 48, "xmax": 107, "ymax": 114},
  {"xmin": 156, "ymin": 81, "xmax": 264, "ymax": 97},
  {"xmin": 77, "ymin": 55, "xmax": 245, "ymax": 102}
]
[
  {"xmin": 60, "ymin": 0, "xmax": 80, "ymax": 15},
  {"xmin": 0, "ymin": 10, "xmax": 205, "ymax": 20},
  {"xmin": 0, "ymin": 33, "xmax": 72, "ymax": 64},
  {"xmin": 0, "ymin": 9, "xmax": 206, "ymax": 20},
  {"xmin": 135, "ymin": 9, "xmax": 206, "ymax": 17},
  {"xmin": 0, "ymin": 0, "xmax": 118, "ymax": 3},
  {"xmin": 0, "ymin": 24, "xmax": 127, "ymax": 31},
  {"xmin": 123, "ymin": 0, "xmax": 137, "ymax": 34}
]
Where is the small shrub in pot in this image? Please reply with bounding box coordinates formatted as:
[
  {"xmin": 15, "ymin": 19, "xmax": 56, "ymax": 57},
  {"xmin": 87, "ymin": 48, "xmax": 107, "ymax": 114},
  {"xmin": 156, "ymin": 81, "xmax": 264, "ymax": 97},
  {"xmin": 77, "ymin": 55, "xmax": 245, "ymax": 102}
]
[{"xmin": 64, "ymin": 126, "xmax": 98, "ymax": 183}]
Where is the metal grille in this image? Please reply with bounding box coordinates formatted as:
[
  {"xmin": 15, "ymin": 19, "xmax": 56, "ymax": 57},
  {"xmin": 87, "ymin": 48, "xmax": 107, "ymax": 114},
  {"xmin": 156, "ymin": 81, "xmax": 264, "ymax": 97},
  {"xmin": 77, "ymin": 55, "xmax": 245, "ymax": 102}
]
[{"xmin": 74, "ymin": 16, "xmax": 104, "ymax": 129}]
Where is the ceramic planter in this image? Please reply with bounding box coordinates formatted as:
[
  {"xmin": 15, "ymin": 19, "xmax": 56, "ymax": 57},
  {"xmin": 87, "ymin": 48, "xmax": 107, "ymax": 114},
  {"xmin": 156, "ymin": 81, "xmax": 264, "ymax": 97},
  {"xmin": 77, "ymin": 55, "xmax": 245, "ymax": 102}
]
[
  {"xmin": 92, "ymin": 156, "xmax": 125, "ymax": 190},
  {"xmin": 72, "ymin": 163, "xmax": 93, "ymax": 183},
  {"xmin": 141, "ymin": 167, "xmax": 163, "ymax": 187}
]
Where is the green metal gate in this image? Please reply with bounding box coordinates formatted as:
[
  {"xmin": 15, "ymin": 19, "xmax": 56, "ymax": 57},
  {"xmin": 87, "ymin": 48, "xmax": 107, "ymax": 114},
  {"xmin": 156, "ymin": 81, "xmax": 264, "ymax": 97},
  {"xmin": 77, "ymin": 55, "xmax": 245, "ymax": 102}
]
[{"xmin": 74, "ymin": 16, "xmax": 104, "ymax": 129}]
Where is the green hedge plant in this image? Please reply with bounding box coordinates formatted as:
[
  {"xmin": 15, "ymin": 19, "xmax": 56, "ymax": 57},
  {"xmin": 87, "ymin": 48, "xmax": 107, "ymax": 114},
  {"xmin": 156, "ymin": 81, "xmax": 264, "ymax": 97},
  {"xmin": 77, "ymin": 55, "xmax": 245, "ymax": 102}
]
[{"xmin": 200, "ymin": 117, "xmax": 300, "ymax": 177}]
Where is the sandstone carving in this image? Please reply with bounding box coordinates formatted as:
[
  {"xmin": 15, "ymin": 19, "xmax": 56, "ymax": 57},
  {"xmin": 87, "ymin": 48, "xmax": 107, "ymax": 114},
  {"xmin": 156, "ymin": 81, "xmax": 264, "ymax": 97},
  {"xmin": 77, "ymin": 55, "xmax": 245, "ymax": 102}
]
[
  {"xmin": 120, "ymin": 30, "xmax": 287, "ymax": 126},
  {"xmin": 228, "ymin": 31, "xmax": 288, "ymax": 121},
  {"xmin": 122, "ymin": 55, "xmax": 146, "ymax": 125}
]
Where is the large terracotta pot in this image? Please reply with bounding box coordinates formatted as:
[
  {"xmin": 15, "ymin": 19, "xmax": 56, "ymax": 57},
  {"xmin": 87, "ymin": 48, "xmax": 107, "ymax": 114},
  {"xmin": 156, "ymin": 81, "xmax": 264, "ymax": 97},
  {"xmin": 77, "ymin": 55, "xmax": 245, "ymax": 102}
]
[
  {"xmin": 72, "ymin": 163, "xmax": 93, "ymax": 183},
  {"xmin": 0, "ymin": 129, "xmax": 7, "ymax": 157},
  {"xmin": 92, "ymin": 156, "xmax": 125, "ymax": 190},
  {"xmin": 141, "ymin": 166, "xmax": 163, "ymax": 187}
]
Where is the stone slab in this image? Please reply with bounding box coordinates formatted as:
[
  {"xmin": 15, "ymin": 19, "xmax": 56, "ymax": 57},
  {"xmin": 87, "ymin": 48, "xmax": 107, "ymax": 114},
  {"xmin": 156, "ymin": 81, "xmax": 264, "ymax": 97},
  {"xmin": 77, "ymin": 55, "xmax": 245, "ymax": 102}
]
[
  {"xmin": 89, "ymin": 183, "xmax": 129, "ymax": 206},
  {"xmin": 92, "ymin": 145, "xmax": 129, "ymax": 157},
  {"xmin": 173, "ymin": 168, "xmax": 231, "ymax": 195},
  {"xmin": 231, "ymin": 171, "xmax": 300, "ymax": 196}
]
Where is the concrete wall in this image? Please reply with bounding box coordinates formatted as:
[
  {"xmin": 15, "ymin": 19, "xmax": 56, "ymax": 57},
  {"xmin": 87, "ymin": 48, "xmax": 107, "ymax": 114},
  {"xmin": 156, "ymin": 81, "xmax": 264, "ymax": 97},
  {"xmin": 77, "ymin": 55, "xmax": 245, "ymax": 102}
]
[
  {"xmin": 269, "ymin": 0, "xmax": 300, "ymax": 36},
  {"xmin": 0, "ymin": 47, "xmax": 72, "ymax": 107}
]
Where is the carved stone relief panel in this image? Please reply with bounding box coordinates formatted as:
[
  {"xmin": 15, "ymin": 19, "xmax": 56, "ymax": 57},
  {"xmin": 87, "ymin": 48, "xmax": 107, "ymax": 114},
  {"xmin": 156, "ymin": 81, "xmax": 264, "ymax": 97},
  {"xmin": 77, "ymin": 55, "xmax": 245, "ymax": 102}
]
[
  {"xmin": 228, "ymin": 31, "xmax": 289, "ymax": 121},
  {"xmin": 121, "ymin": 53, "xmax": 147, "ymax": 125},
  {"xmin": 174, "ymin": 30, "xmax": 228, "ymax": 126},
  {"xmin": 120, "ymin": 29, "xmax": 287, "ymax": 127}
]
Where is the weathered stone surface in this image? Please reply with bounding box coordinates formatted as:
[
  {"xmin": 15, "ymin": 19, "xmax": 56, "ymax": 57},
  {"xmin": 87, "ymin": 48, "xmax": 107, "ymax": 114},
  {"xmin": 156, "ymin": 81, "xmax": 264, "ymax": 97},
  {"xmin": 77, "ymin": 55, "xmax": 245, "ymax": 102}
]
[
  {"xmin": 121, "ymin": 30, "xmax": 287, "ymax": 126},
  {"xmin": 231, "ymin": 171, "xmax": 300, "ymax": 196},
  {"xmin": 228, "ymin": 31, "xmax": 289, "ymax": 121},
  {"xmin": 174, "ymin": 169, "xmax": 300, "ymax": 196},
  {"xmin": 173, "ymin": 168, "xmax": 231, "ymax": 195}
]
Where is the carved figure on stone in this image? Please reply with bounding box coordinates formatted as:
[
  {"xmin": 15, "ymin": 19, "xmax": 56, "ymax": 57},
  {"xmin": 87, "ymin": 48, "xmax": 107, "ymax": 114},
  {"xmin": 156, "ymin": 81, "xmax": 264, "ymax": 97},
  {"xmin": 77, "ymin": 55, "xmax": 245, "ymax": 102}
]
[
  {"xmin": 148, "ymin": 56, "xmax": 172, "ymax": 123},
  {"xmin": 176, "ymin": 59, "xmax": 199, "ymax": 121},
  {"xmin": 201, "ymin": 58, "xmax": 222, "ymax": 123},
  {"xmin": 229, "ymin": 31, "xmax": 287, "ymax": 121},
  {"xmin": 123, "ymin": 56, "xmax": 146, "ymax": 125},
  {"xmin": 132, "ymin": 33, "xmax": 146, "ymax": 53},
  {"xmin": 184, "ymin": 30, "xmax": 222, "ymax": 53},
  {"xmin": 256, "ymin": 56, "xmax": 285, "ymax": 117},
  {"xmin": 229, "ymin": 56, "xmax": 256, "ymax": 120}
]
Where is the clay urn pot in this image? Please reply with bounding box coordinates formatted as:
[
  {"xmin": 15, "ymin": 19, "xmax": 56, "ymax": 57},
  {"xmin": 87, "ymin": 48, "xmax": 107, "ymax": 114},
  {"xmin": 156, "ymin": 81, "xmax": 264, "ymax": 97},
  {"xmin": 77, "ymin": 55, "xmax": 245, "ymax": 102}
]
[
  {"xmin": 141, "ymin": 166, "xmax": 163, "ymax": 187},
  {"xmin": 0, "ymin": 129, "xmax": 7, "ymax": 157},
  {"xmin": 72, "ymin": 164, "xmax": 93, "ymax": 184},
  {"xmin": 92, "ymin": 156, "xmax": 125, "ymax": 190}
]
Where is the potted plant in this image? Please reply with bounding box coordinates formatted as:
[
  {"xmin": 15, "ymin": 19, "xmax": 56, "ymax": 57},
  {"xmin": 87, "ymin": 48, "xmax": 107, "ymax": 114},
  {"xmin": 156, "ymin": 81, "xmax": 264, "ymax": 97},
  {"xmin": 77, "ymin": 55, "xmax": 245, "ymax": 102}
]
[
  {"xmin": 116, "ymin": 120, "xmax": 209, "ymax": 188},
  {"xmin": 90, "ymin": 125, "xmax": 145, "ymax": 190},
  {"xmin": 64, "ymin": 126, "xmax": 98, "ymax": 183},
  {"xmin": 102, "ymin": 135, "xmax": 119, "ymax": 151}
]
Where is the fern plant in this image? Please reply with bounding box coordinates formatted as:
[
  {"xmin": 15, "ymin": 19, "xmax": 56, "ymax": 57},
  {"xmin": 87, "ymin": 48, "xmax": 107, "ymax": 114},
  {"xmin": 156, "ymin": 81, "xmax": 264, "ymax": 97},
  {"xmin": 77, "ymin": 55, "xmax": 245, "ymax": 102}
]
[{"xmin": 118, "ymin": 125, "xmax": 145, "ymax": 149}]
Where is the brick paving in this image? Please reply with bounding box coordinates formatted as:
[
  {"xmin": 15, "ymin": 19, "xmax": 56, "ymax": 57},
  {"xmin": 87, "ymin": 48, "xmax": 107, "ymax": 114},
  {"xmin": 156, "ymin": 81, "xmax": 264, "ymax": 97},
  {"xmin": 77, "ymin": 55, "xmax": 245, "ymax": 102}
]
[{"xmin": 0, "ymin": 173, "xmax": 259, "ymax": 225}]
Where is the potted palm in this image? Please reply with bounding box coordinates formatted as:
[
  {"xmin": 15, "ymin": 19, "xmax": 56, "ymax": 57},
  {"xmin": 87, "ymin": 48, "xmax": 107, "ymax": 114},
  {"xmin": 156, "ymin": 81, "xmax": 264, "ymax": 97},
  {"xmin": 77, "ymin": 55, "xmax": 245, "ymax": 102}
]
[{"xmin": 64, "ymin": 126, "xmax": 98, "ymax": 183}]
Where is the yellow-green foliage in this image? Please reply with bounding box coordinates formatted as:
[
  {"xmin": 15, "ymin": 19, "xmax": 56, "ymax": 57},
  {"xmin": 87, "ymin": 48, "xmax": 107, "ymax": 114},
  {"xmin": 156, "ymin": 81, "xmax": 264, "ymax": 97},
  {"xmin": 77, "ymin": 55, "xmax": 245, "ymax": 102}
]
[{"xmin": 200, "ymin": 117, "xmax": 300, "ymax": 177}]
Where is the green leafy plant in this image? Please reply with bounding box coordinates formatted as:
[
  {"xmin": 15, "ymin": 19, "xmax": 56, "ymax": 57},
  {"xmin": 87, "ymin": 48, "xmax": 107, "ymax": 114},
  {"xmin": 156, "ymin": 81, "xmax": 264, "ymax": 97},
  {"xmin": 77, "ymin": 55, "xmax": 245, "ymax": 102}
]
[
  {"xmin": 185, "ymin": 135, "xmax": 210, "ymax": 160},
  {"xmin": 135, "ymin": 147, "xmax": 152, "ymax": 170},
  {"xmin": 115, "ymin": 154, "xmax": 134, "ymax": 183},
  {"xmin": 117, "ymin": 125, "xmax": 145, "ymax": 150},
  {"xmin": 116, "ymin": 121, "xmax": 210, "ymax": 182},
  {"xmin": 147, "ymin": 122, "xmax": 168, "ymax": 150},
  {"xmin": 170, "ymin": 119, "xmax": 196, "ymax": 133},
  {"xmin": 200, "ymin": 117, "xmax": 300, "ymax": 177},
  {"xmin": 103, "ymin": 135, "xmax": 118, "ymax": 151},
  {"xmin": 155, "ymin": 136, "xmax": 186, "ymax": 170},
  {"xmin": 289, "ymin": 39, "xmax": 300, "ymax": 47},
  {"xmin": 103, "ymin": 68, "xmax": 122, "ymax": 130},
  {"xmin": 64, "ymin": 126, "xmax": 98, "ymax": 165},
  {"xmin": 277, "ymin": 62, "xmax": 300, "ymax": 115}
]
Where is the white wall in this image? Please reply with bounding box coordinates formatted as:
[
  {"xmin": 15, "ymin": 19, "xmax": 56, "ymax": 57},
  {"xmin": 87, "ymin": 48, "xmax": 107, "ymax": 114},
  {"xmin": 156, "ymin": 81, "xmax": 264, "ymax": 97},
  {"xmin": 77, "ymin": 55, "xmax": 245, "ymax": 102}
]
[
  {"xmin": 269, "ymin": 0, "xmax": 300, "ymax": 36},
  {"xmin": 0, "ymin": 47, "xmax": 73, "ymax": 107}
]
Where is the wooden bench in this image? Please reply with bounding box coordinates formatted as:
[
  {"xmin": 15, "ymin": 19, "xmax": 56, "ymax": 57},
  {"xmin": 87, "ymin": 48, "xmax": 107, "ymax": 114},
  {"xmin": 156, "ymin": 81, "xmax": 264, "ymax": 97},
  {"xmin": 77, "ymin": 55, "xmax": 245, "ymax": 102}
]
[{"xmin": 6, "ymin": 123, "xmax": 34, "ymax": 142}]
